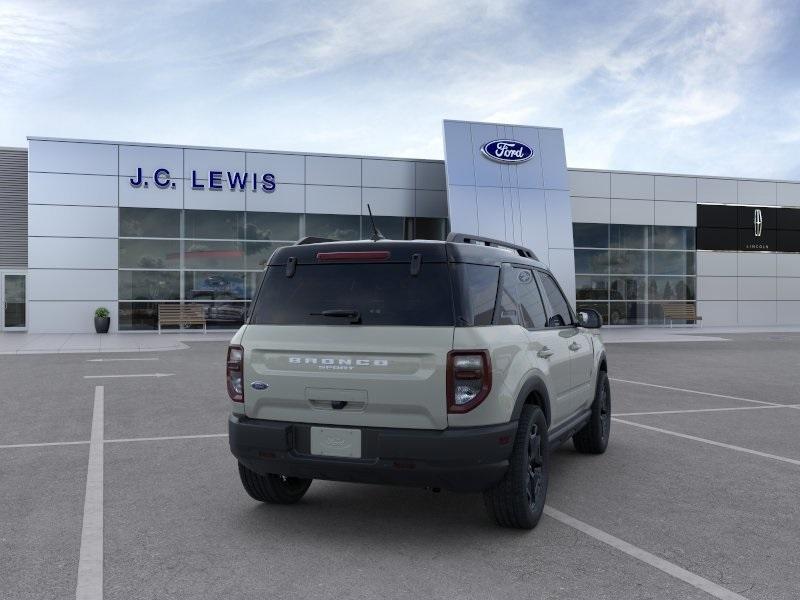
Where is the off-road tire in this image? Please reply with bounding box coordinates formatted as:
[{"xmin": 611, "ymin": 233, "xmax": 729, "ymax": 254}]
[
  {"xmin": 483, "ymin": 405, "xmax": 549, "ymax": 529},
  {"xmin": 238, "ymin": 462, "xmax": 312, "ymax": 504},
  {"xmin": 573, "ymin": 370, "xmax": 611, "ymax": 454}
]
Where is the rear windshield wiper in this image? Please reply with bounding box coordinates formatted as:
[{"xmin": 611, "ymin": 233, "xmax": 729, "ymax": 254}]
[{"xmin": 310, "ymin": 309, "xmax": 362, "ymax": 324}]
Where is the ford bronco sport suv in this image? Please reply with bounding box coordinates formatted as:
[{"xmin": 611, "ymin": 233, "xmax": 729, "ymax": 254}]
[{"xmin": 228, "ymin": 233, "xmax": 610, "ymax": 529}]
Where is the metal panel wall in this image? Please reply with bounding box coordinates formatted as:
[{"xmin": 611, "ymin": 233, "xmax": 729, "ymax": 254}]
[
  {"xmin": 25, "ymin": 137, "xmax": 449, "ymax": 333},
  {"xmin": 443, "ymin": 120, "xmax": 575, "ymax": 305},
  {"xmin": 568, "ymin": 168, "xmax": 800, "ymax": 326}
]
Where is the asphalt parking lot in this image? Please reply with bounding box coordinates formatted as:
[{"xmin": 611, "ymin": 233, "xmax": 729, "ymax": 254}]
[{"xmin": 2, "ymin": 333, "xmax": 800, "ymax": 600}]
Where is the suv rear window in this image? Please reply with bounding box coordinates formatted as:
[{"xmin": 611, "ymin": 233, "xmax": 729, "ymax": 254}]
[{"xmin": 250, "ymin": 262, "xmax": 454, "ymax": 326}]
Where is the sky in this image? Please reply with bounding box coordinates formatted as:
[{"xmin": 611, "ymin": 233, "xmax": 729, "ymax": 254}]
[{"xmin": 1, "ymin": 0, "xmax": 799, "ymax": 179}]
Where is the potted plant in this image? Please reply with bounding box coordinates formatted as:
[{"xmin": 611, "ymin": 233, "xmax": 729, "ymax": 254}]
[{"xmin": 94, "ymin": 307, "xmax": 110, "ymax": 334}]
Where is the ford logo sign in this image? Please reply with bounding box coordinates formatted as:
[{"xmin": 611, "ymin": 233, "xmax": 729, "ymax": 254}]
[
  {"xmin": 481, "ymin": 140, "xmax": 534, "ymax": 163},
  {"xmin": 250, "ymin": 381, "xmax": 269, "ymax": 390}
]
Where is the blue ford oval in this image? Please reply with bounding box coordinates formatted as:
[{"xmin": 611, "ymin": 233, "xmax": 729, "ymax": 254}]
[
  {"xmin": 481, "ymin": 140, "xmax": 534, "ymax": 163},
  {"xmin": 251, "ymin": 381, "xmax": 269, "ymax": 390}
]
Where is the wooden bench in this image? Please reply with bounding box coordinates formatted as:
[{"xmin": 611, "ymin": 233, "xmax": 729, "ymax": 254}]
[
  {"xmin": 158, "ymin": 304, "xmax": 206, "ymax": 333},
  {"xmin": 662, "ymin": 303, "xmax": 702, "ymax": 327}
]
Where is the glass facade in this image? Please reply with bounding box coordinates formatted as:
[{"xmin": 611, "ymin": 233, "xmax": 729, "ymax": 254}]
[
  {"xmin": 118, "ymin": 209, "xmax": 448, "ymax": 330},
  {"xmin": 573, "ymin": 223, "xmax": 696, "ymax": 325}
]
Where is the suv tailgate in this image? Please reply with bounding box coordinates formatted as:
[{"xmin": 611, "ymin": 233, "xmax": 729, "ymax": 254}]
[{"xmin": 242, "ymin": 325, "xmax": 453, "ymax": 429}]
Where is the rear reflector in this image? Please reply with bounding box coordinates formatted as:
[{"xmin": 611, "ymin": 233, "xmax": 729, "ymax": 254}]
[{"xmin": 316, "ymin": 251, "xmax": 390, "ymax": 261}]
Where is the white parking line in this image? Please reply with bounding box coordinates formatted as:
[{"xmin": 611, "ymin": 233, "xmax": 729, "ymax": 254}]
[
  {"xmin": 83, "ymin": 373, "xmax": 174, "ymax": 379},
  {"xmin": 0, "ymin": 440, "xmax": 90, "ymax": 449},
  {"xmin": 544, "ymin": 506, "xmax": 749, "ymax": 600},
  {"xmin": 86, "ymin": 358, "xmax": 160, "ymax": 362},
  {"xmin": 0, "ymin": 432, "xmax": 227, "ymax": 449},
  {"xmin": 76, "ymin": 386, "xmax": 104, "ymax": 600},
  {"xmin": 104, "ymin": 433, "xmax": 226, "ymax": 444},
  {"xmin": 615, "ymin": 404, "xmax": 800, "ymax": 417},
  {"xmin": 610, "ymin": 378, "xmax": 779, "ymax": 406},
  {"xmin": 613, "ymin": 418, "xmax": 800, "ymax": 467}
]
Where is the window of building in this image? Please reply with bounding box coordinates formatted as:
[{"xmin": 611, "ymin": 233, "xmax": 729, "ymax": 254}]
[
  {"xmin": 360, "ymin": 216, "xmax": 412, "ymax": 240},
  {"xmin": 183, "ymin": 241, "xmax": 245, "ymax": 270},
  {"xmin": 575, "ymin": 249, "xmax": 609, "ymax": 274},
  {"xmin": 305, "ymin": 214, "xmax": 360, "ymax": 240},
  {"xmin": 184, "ymin": 210, "xmax": 244, "ymax": 239},
  {"xmin": 245, "ymin": 212, "xmax": 300, "ymax": 241},
  {"xmin": 576, "ymin": 275, "xmax": 608, "ymax": 300},
  {"xmin": 119, "ymin": 239, "xmax": 180, "ymax": 269},
  {"xmin": 573, "ymin": 223, "xmax": 696, "ymax": 325},
  {"xmin": 118, "ymin": 209, "xmax": 450, "ymax": 330},
  {"xmin": 119, "ymin": 208, "xmax": 180, "ymax": 238},
  {"xmin": 610, "ymin": 224, "xmax": 648, "ymax": 249},
  {"xmin": 414, "ymin": 217, "xmax": 449, "ymax": 240},
  {"xmin": 184, "ymin": 271, "xmax": 247, "ymax": 301},
  {"xmin": 573, "ymin": 223, "xmax": 609, "ymax": 248},
  {"xmin": 118, "ymin": 270, "xmax": 180, "ymax": 301}
]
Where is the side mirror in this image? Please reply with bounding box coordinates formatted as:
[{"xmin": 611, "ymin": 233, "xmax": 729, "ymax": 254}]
[{"xmin": 578, "ymin": 309, "xmax": 602, "ymax": 329}]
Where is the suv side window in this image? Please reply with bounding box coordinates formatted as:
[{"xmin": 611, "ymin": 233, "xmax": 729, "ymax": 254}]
[
  {"xmin": 494, "ymin": 265, "xmax": 521, "ymax": 325},
  {"xmin": 514, "ymin": 268, "xmax": 547, "ymax": 329},
  {"xmin": 492, "ymin": 265, "xmax": 547, "ymax": 329},
  {"xmin": 454, "ymin": 263, "xmax": 500, "ymax": 326},
  {"xmin": 539, "ymin": 271, "xmax": 573, "ymax": 327}
]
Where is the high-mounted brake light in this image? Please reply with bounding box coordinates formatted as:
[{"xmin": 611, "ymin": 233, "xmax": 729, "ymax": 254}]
[
  {"xmin": 447, "ymin": 350, "xmax": 492, "ymax": 413},
  {"xmin": 227, "ymin": 345, "xmax": 244, "ymax": 402},
  {"xmin": 316, "ymin": 251, "xmax": 391, "ymax": 261}
]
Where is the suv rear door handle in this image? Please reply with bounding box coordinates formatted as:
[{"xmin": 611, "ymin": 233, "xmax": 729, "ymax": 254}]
[
  {"xmin": 537, "ymin": 347, "xmax": 554, "ymax": 359},
  {"xmin": 568, "ymin": 342, "xmax": 581, "ymax": 351}
]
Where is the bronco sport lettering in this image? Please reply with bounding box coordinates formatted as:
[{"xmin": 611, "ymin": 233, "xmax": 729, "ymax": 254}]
[{"xmin": 288, "ymin": 357, "xmax": 389, "ymax": 367}]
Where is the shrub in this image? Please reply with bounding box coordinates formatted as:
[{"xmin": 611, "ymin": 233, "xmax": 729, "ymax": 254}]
[{"xmin": 95, "ymin": 307, "xmax": 109, "ymax": 319}]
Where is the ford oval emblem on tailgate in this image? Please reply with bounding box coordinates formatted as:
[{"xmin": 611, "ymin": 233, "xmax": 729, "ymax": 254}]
[{"xmin": 251, "ymin": 381, "xmax": 269, "ymax": 390}]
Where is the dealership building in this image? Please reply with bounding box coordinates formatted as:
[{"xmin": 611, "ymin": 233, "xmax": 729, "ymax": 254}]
[{"xmin": 0, "ymin": 119, "xmax": 799, "ymax": 333}]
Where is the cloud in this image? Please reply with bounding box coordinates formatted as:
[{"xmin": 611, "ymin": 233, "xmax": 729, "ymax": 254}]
[
  {"xmin": 0, "ymin": 1, "xmax": 93, "ymax": 98},
  {"xmin": 234, "ymin": 0, "xmax": 522, "ymax": 86},
  {"xmin": 0, "ymin": 0, "xmax": 797, "ymax": 179}
]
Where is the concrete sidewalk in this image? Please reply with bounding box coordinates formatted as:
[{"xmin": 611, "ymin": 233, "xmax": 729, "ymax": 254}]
[
  {"xmin": 0, "ymin": 332, "xmax": 233, "ymax": 354},
  {"xmin": 599, "ymin": 324, "xmax": 800, "ymax": 344},
  {"xmin": 4, "ymin": 325, "xmax": 800, "ymax": 355}
]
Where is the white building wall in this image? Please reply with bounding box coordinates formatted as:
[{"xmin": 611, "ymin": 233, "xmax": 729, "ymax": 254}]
[
  {"xmin": 568, "ymin": 168, "xmax": 800, "ymax": 326},
  {"xmin": 26, "ymin": 138, "xmax": 448, "ymax": 333},
  {"xmin": 21, "ymin": 137, "xmax": 800, "ymax": 332}
]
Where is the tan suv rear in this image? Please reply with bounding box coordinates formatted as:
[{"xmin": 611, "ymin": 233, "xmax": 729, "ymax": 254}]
[{"xmin": 228, "ymin": 233, "xmax": 610, "ymax": 529}]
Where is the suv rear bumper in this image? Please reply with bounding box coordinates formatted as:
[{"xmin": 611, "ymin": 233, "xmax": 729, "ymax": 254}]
[{"xmin": 229, "ymin": 415, "xmax": 517, "ymax": 492}]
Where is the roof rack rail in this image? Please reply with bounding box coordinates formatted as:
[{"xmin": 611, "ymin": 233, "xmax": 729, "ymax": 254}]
[
  {"xmin": 446, "ymin": 232, "xmax": 538, "ymax": 260},
  {"xmin": 296, "ymin": 236, "xmax": 335, "ymax": 245}
]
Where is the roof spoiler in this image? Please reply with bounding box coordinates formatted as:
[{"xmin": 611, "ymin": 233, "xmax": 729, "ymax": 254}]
[
  {"xmin": 296, "ymin": 236, "xmax": 335, "ymax": 245},
  {"xmin": 446, "ymin": 232, "xmax": 538, "ymax": 260}
]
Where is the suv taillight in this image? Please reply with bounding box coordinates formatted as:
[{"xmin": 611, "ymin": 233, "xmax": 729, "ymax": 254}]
[
  {"xmin": 447, "ymin": 350, "xmax": 492, "ymax": 413},
  {"xmin": 227, "ymin": 345, "xmax": 244, "ymax": 402}
]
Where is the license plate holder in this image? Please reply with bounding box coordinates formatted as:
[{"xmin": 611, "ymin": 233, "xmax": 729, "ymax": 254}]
[{"xmin": 310, "ymin": 426, "xmax": 362, "ymax": 458}]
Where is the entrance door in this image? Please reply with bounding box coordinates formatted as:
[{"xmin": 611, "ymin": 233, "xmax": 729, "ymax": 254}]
[{"xmin": 2, "ymin": 273, "xmax": 27, "ymax": 330}]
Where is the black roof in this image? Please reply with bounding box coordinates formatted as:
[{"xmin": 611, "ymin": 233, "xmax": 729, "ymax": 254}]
[{"xmin": 268, "ymin": 234, "xmax": 547, "ymax": 270}]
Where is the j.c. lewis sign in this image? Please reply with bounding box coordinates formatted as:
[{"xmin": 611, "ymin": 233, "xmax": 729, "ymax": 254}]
[{"xmin": 129, "ymin": 167, "xmax": 276, "ymax": 192}]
